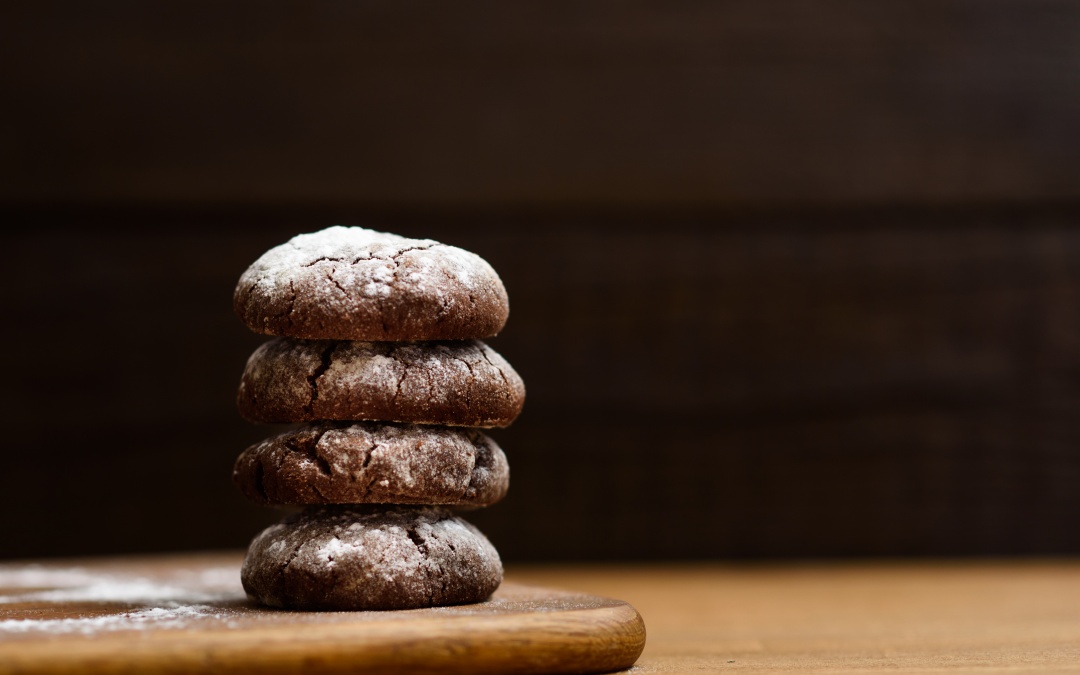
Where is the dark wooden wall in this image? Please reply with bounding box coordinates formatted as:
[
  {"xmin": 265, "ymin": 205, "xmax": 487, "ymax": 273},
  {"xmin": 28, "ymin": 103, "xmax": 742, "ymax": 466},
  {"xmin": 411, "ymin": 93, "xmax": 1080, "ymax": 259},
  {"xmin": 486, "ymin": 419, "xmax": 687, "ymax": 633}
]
[
  {"xmin": 3, "ymin": 2, "xmax": 1080, "ymax": 561},
  {"xmin": 6, "ymin": 1, "xmax": 1080, "ymax": 207}
]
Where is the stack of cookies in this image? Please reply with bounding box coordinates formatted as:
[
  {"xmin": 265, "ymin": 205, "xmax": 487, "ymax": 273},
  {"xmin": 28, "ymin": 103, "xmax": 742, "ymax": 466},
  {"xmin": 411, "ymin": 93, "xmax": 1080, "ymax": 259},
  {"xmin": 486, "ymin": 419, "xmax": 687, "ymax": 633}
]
[{"xmin": 230, "ymin": 226, "xmax": 525, "ymax": 611}]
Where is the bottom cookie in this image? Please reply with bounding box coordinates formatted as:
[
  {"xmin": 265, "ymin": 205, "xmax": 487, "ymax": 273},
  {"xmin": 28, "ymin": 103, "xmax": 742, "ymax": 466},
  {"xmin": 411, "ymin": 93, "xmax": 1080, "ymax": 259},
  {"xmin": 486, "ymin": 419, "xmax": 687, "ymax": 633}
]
[{"xmin": 241, "ymin": 505, "xmax": 503, "ymax": 611}]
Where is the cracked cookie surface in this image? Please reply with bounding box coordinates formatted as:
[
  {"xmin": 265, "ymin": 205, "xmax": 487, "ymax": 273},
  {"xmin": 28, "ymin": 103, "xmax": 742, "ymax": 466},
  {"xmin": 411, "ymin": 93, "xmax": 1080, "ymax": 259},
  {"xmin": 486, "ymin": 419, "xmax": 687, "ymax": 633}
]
[
  {"xmin": 237, "ymin": 338, "xmax": 525, "ymax": 427},
  {"xmin": 234, "ymin": 226, "xmax": 509, "ymax": 341},
  {"xmin": 241, "ymin": 506, "xmax": 503, "ymax": 610},
  {"xmin": 233, "ymin": 422, "xmax": 509, "ymax": 507}
]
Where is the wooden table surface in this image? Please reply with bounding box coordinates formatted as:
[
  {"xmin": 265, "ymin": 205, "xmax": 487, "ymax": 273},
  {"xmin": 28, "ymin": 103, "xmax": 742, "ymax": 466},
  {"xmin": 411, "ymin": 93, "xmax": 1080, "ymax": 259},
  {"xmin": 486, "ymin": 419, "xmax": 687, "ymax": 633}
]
[
  {"xmin": 512, "ymin": 560, "xmax": 1080, "ymax": 674},
  {"xmin": 3, "ymin": 555, "xmax": 1079, "ymax": 673}
]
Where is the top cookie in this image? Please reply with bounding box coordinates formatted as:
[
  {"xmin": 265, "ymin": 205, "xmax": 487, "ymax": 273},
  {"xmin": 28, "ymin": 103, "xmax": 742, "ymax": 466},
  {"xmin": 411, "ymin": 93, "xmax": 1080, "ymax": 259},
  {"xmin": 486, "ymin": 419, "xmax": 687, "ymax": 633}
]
[{"xmin": 234, "ymin": 226, "xmax": 509, "ymax": 341}]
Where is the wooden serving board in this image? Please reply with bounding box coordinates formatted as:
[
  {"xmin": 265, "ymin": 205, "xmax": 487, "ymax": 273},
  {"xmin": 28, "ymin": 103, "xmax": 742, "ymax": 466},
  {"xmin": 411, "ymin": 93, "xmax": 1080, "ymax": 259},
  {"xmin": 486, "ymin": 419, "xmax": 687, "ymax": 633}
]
[{"xmin": 0, "ymin": 553, "xmax": 644, "ymax": 675}]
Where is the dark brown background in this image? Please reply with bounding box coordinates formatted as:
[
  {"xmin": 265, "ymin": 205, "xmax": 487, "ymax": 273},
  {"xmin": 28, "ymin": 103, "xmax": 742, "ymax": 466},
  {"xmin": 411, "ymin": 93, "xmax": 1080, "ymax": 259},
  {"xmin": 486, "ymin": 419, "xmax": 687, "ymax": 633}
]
[{"xmin": 3, "ymin": 2, "xmax": 1079, "ymax": 561}]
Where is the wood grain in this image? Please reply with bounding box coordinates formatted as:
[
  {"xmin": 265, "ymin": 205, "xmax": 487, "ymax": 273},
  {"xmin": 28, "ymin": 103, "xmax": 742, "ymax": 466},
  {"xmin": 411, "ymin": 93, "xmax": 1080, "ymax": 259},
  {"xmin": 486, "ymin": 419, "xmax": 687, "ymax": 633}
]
[
  {"xmin": 0, "ymin": 554, "xmax": 645, "ymax": 675},
  {"xmin": 6, "ymin": 554, "xmax": 1080, "ymax": 673},
  {"xmin": 513, "ymin": 560, "xmax": 1080, "ymax": 673}
]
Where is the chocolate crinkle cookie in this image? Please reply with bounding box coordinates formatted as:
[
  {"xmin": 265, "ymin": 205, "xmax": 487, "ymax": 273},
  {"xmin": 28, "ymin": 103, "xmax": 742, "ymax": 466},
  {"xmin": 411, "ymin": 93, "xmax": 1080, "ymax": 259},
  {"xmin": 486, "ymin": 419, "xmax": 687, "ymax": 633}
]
[
  {"xmin": 237, "ymin": 338, "xmax": 525, "ymax": 427},
  {"xmin": 233, "ymin": 226, "xmax": 509, "ymax": 341},
  {"xmin": 241, "ymin": 506, "xmax": 503, "ymax": 611},
  {"xmin": 232, "ymin": 422, "xmax": 509, "ymax": 507}
]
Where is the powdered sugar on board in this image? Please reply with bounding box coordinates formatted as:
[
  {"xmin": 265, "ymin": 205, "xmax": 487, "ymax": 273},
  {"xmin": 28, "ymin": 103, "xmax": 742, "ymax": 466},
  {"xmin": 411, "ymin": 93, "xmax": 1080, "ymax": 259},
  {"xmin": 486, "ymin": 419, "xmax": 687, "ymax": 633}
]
[
  {"xmin": 0, "ymin": 561, "xmax": 245, "ymax": 635},
  {"xmin": 0, "ymin": 605, "xmax": 234, "ymax": 635},
  {"xmin": 0, "ymin": 554, "xmax": 644, "ymax": 675},
  {"xmin": 0, "ymin": 554, "xmax": 639, "ymax": 641}
]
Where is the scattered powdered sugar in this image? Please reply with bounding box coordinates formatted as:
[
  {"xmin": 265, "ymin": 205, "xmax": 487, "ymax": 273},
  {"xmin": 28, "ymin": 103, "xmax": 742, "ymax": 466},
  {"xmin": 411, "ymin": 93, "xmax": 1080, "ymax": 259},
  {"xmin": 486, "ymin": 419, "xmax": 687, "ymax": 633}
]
[
  {"xmin": 0, "ymin": 579, "xmax": 226, "ymax": 605},
  {"xmin": 0, "ymin": 563, "xmax": 244, "ymax": 636},
  {"xmin": 186, "ymin": 565, "xmax": 245, "ymax": 590},
  {"xmin": 0, "ymin": 604, "xmax": 230, "ymax": 635},
  {"xmin": 0, "ymin": 565, "xmax": 102, "ymax": 589}
]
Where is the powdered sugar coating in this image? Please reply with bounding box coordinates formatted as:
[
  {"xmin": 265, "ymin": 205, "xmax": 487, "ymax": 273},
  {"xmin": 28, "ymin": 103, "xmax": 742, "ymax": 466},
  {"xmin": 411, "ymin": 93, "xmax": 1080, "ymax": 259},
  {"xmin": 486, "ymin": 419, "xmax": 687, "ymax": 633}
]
[
  {"xmin": 237, "ymin": 338, "xmax": 525, "ymax": 427},
  {"xmin": 233, "ymin": 422, "xmax": 509, "ymax": 507},
  {"xmin": 241, "ymin": 506, "xmax": 502, "ymax": 610},
  {"xmin": 234, "ymin": 226, "xmax": 509, "ymax": 341}
]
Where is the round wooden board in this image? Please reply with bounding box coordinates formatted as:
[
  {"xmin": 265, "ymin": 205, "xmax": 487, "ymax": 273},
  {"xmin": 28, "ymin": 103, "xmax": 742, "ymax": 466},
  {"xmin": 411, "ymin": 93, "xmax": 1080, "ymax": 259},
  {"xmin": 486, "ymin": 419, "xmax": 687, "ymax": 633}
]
[{"xmin": 0, "ymin": 553, "xmax": 644, "ymax": 675}]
